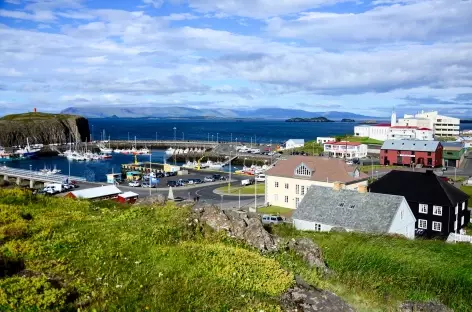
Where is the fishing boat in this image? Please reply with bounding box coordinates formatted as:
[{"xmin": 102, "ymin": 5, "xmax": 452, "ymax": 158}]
[
  {"xmin": 203, "ymin": 160, "xmax": 224, "ymax": 170},
  {"xmin": 14, "ymin": 138, "xmax": 40, "ymax": 158},
  {"xmin": 165, "ymin": 147, "xmax": 175, "ymax": 156},
  {"xmin": 182, "ymin": 161, "xmax": 198, "ymax": 169}
]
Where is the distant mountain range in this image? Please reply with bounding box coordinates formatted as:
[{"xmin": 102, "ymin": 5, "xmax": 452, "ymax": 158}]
[{"xmin": 60, "ymin": 106, "xmax": 380, "ymax": 120}]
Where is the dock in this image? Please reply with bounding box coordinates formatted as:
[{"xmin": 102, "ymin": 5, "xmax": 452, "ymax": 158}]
[{"xmin": 0, "ymin": 166, "xmax": 87, "ymax": 188}]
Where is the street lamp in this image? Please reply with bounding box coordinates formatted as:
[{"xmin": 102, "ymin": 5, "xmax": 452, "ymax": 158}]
[
  {"xmin": 212, "ymin": 134, "xmax": 214, "ymax": 142},
  {"xmin": 220, "ymin": 194, "xmax": 224, "ymax": 210},
  {"xmin": 173, "ymin": 127, "xmax": 177, "ymax": 141}
]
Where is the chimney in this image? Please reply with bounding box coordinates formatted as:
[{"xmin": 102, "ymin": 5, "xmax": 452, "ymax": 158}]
[
  {"xmin": 332, "ymin": 182, "xmax": 344, "ymax": 191},
  {"xmin": 358, "ymin": 185, "xmax": 368, "ymax": 194}
]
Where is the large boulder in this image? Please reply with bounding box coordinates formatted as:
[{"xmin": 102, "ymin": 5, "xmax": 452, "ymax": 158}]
[
  {"xmin": 195, "ymin": 206, "xmax": 278, "ymax": 252},
  {"xmin": 286, "ymin": 237, "xmax": 331, "ymax": 276},
  {"xmin": 398, "ymin": 302, "xmax": 452, "ymax": 312},
  {"xmin": 281, "ymin": 276, "xmax": 356, "ymax": 312},
  {"xmin": 136, "ymin": 194, "xmax": 166, "ymax": 206}
]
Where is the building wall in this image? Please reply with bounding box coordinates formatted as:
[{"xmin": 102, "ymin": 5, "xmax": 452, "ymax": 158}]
[
  {"xmin": 409, "ymin": 199, "xmax": 470, "ymax": 237},
  {"xmin": 293, "ymin": 219, "xmax": 336, "ymax": 232},
  {"xmin": 387, "ymin": 199, "xmax": 416, "ymax": 239},
  {"xmin": 380, "ymin": 149, "xmax": 442, "ymax": 167},
  {"xmin": 286, "ymin": 141, "xmax": 304, "ymax": 149},
  {"xmin": 316, "ymin": 137, "xmax": 335, "ymax": 144},
  {"xmin": 265, "ymin": 175, "xmax": 368, "ymax": 209},
  {"xmin": 388, "ymin": 129, "xmax": 434, "ymax": 141}
]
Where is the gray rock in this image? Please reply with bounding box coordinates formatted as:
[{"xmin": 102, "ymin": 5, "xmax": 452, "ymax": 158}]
[
  {"xmin": 330, "ymin": 227, "xmax": 347, "ymax": 233},
  {"xmin": 282, "ymin": 276, "xmax": 355, "ymax": 312},
  {"xmin": 287, "ymin": 238, "xmax": 331, "ymax": 275},
  {"xmin": 136, "ymin": 194, "xmax": 166, "ymax": 206},
  {"xmin": 399, "ymin": 301, "xmax": 453, "ymax": 312},
  {"xmin": 195, "ymin": 206, "xmax": 278, "ymax": 252}
]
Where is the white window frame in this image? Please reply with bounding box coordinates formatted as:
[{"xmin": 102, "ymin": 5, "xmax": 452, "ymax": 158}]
[
  {"xmin": 295, "ymin": 197, "xmax": 300, "ymax": 208},
  {"xmin": 462, "ymin": 215, "xmax": 465, "ymax": 225},
  {"xmin": 284, "ymin": 195, "xmax": 289, "ymax": 203},
  {"xmin": 433, "ymin": 205, "xmax": 442, "ymax": 216},
  {"xmin": 455, "ymin": 204, "xmax": 458, "ymax": 214},
  {"xmin": 432, "ymin": 221, "xmax": 442, "ymax": 232},
  {"xmin": 295, "ymin": 184, "xmax": 299, "ymax": 195},
  {"xmin": 275, "ymin": 181, "xmax": 279, "ymax": 188},
  {"xmin": 418, "ymin": 219, "xmax": 427, "ymax": 229},
  {"xmin": 301, "ymin": 186, "xmax": 305, "ymax": 196},
  {"xmin": 294, "ymin": 163, "xmax": 312, "ymax": 177},
  {"xmin": 463, "ymin": 202, "xmax": 466, "ymax": 211},
  {"xmin": 419, "ymin": 204, "xmax": 428, "ymax": 214},
  {"xmin": 314, "ymin": 223, "xmax": 321, "ymax": 232},
  {"xmin": 285, "ymin": 183, "xmax": 289, "ymax": 189}
]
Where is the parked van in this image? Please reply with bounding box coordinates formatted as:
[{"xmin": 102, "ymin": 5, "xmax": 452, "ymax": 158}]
[
  {"xmin": 255, "ymin": 174, "xmax": 266, "ymax": 182},
  {"xmin": 261, "ymin": 215, "xmax": 284, "ymax": 225},
  {"xmin": 241, "ymin": 179, "xmax": 254, "ymax": 186}
]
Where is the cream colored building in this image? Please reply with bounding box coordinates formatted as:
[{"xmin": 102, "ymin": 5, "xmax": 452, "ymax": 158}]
[
  {"xmin": 399, "ymin": 111, "xmax": 460, "ymax": 137},
  {"xmin": 264, "ymin": 156, "xmax": 369, "ymax": 209}
]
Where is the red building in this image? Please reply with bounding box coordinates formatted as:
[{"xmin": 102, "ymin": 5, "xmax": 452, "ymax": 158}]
[
  {"xmin": 117, "ymin": 192, "xmax": 139, "ymax": 204},
  {"xmin": 380, "ymin": 140, "xmax": 442, "ymax": 168}
]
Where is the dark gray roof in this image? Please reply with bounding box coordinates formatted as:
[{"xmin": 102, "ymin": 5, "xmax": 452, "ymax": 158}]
[
  {"xmin": 293, "ymin": 186, "xmax": 406, "ymax": 234},
  {"xmin": 381, "ymin": 140, "xmax": 440, "ymax": 152}
]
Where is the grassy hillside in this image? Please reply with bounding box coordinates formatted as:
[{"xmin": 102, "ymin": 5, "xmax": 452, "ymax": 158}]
[
  {"xmin": 274, "ymin": 226, "xmax": 472, "ymax": 311},
  {"xmin": 2, "ymin": 188, "xmax": 472, "ymax": 311},
  {"xmin": 0, "ymin": 112, "xmax": 77, "ymax": 121}
]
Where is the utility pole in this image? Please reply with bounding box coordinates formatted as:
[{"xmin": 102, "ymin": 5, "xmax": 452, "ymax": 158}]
[
  {"xmin": 239, "ymin": 189, "xmax": 241, "ymax": 210},
  {"xmin": 182, "ymin": 132, "xmax": 184, "ymax": 141},
  {"xmin": 173, "ymin": 127, "xmax": 177, "ymax": 141},
  {"xmin": 230, "ymin": 133, "xmax": 232, "ymax": 145},
  {"xmin": 217, "ymin": 133, "xmax": 219, "ymax": 144},
  {"xmin": 228, "ymin": 151, "xmax": 232, "ymax": 194},
  {"xmin": 254, "ymin": 176, "xmax": 257, "ymax": 212},
  {"xmin": 149, "ymin": 152, "xmax": 152, "ymax": 196}
]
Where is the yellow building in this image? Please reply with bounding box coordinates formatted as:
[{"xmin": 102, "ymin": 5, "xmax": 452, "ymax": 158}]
[{"xmin": 265, "ymin": 156, "xmax": 369, "ymax": 209}]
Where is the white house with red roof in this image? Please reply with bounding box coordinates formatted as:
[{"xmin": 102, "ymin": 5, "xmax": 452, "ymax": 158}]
[
  {"xmin": 354, "ymin": 110, "xmax": 434, "ymax": 141},
  {"xmin": 323, "ymin": 141, "xmax": 368, "ymax": 159}
]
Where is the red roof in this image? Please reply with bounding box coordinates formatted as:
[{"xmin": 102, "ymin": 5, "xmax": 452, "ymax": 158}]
[
  {"xmin": 374, "ymin": 123, "xmax": 392, "ymax": 127},
  {"xmin": 390, "ymin": 126, "xmax": 431, "ymax": 130},
  {"xmin": 325, "ymin": 141, "xmax": 361, "ymax": 146}
]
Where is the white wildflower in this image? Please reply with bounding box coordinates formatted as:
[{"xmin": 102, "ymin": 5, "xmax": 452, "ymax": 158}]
[
  {"xmin": 116, "ymin": 284, "xmax": 123, "ymax": 288},
  {"xmin": 134, "ymin": 261, "xmax": 141, "ymax": 265}
]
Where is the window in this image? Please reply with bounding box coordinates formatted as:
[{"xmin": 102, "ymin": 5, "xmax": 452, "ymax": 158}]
[
  {"xmin": 400, "ymin": 209, "xmax": 403, "ymax": 220},
  {"xmin": 419, "ymin": 204, "xmax": 428, "ymax": 214},
  {"xmin": 463, "ymin": 202, "xmax": 466, "ymax": 210},
  {"xmin": 349, "ymin": 204, "xmax": 355, "ymax": 209},
  {"xmin": 295, "ymin": 197, "xmax": 300, "ymax": 208},
  {"xmin": 427, "ymin": 152, "xmax": 431, "ymax": 156},
  {"xmin": 275, "ymin": 181, "xmax": 279, "ymax": 188},
  {"xmin": 455, "ymin": 204, "xmax": 458, "ymax": 214},
  {"xmin": 274, "ymin": 194, "xmax": 278, "ymax": 201},
  {"xmin": 411, "ymin": 151, "xmax": 415, "ymax": 155},
  {"xmin": 294, "ymin": 163, "xmax": 312, "ymax": 177},
  {"xmin": 284, "ymin": 196, "xmax": 289, "ymax": 203},
  {"xmin": 285, "ymin": 183, "xmax": 289, "ymax": 189},
  {"xmin": 462, "ymin": 216, "xmax": 465, "ymax": 225},
  {"xmin": 433, "ymin": 206, "xmax": 442, "ymax": 216},
  {"xmin": 301, "ymin": 186, "xmax": 305, "ymax": 195},
  {"xmin": 338, "ymin": 203, "xmax": 345, "ymax": 207},
  {"xmin": 418, "ymin": 219, "xmax": 427, "ymax": 229},
  {"xmin": 296, "ymin": 184, "xmax": 300, "ymax": 195},
  {"xmin": 314, "ymin": 223, "xmax": 321, "ymax": 232},
  {"xmin": 432, "ymin": 221, "xmax": 442, "ymax": 232}
]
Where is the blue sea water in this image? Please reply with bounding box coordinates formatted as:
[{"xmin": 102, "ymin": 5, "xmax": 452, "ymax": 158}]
[{"xmin": 5, "ymin": 119, "xmax": 472, "ymax": 182}]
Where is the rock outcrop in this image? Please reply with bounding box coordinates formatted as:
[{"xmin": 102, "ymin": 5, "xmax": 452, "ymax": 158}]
[
  {"xmin": 281, "ymin": 276, "xmax": 356, "ymax": 312},
  {"xmin": 399, "ymin": 301, "xmax": 453, "ymax": 312},
  {"xmin": 286, "ymin": 238, "xmax": 331, "ymax": 276},
  {"xmin": 193, "ymin": 206, "xmax": 279, "ymax": 252},
  {"xmin": 0, "ymin": 112, "xmax": 90, "ymax": 146}
]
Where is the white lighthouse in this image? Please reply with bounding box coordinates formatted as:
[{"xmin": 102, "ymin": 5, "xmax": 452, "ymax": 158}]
[{"xmin": 391, "ymin": 109, "xmax": 397, "ymax": 127}]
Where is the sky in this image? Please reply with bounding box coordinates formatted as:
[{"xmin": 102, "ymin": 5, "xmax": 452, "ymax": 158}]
[{"xmin": 0, "ymin": 0, "xmax": 471, "ymax": 117}]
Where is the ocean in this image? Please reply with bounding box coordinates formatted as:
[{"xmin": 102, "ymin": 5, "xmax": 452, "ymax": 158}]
[{"xmin": 5, "ymin": 119, "xmax": 472, "ymax": 182}]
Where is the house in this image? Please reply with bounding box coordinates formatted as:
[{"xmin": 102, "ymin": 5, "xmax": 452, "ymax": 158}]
[
  {"xmin": 380, "ymin": 140, "xmax": 442, "ymax": 167},
  {"xmin": 264, "ymin": 156, "xmax": 369, "ymax": 209},
  {"xmin": 323, "ymin": 141, "xmax": 368, "ymax": 159},
  {"xmin": 285, "ymin": 139, "xmax": 305, "ymax": 149},
  {"xmin": 442, "ymin": 142, "xmax": 466, "ymax": 168},
  {"xmin": 106, "ymin": 173, "xmax": 122, "ymax": 184},
  {"xmin": 398, "ymin": 110, "xmax": 460, "ymax": 137},
  {"xmin": 316, "ymin": 137, "xmax": 335, "ymax": 144},
  {"xmin": 293, "ymin": 184, "xmax": 416, "ymax": 239},
  {"xmin": 369, "ymin": 170, "xmax": 470, "ymax": 238},
  {"xmin": 66, "ymin": 185, "xmax": 122, "ymax": 201},
  {"xmin": 117, "ymin": 191, "xmax": 139, "ymax": 204}
]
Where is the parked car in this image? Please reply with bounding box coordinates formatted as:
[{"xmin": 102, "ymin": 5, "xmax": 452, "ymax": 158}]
[
  {"xmin": 255, "ymin": 174, "xmax": 266, "ymax": 182},
  {"xmin": 261, "ymin": 215, "xmax": 285, "ymax": 225},
  {"xmin": 128, "ymin": 181, "xmax": 141, "ymax": 187},
  {"xmin": 241, "ymin": 178, "xmax": 254, "ymax": 186},
  {"xmin": 346, "ymin": 160, "xmax": 354, "ymax": 165},
  {"xmin": 204, "ymin": 176, "xmax": 215, "ymax": 182},
  {"xmin": 178, "ymin": 179, "xmax": 188, "ymax": 186},
  {"xmin": 212, "ymin": 174, "xmax": 221, "ymax": 180},
  {"xmin": 142, "ymin": 182, "xmax": 150, "ymax": 188},
  {"xmin": 167, "ymin": 181, "xmax": 177, "ymax": 187},
  {"xmin": 193, "ymin": 178, "xmax": 203, "ymax": 184}
]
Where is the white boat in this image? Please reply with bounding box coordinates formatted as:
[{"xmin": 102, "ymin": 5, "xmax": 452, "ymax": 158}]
[
  {"xmin": 182, "ymin": 161, "xmax": 198, "ymax": 169},
  {"xmin": 113, "ymin": 149, "xmax": 122, "ymax": 153},
  {"xmin": 183, "ymin": 148, "xmax": 189, "ymax": 154},
  {"xmin": 137, "ymin": 147, "xmax": 150, "ymax": 155},
  {"xmin": 14, "ymin": 138, "xmax": 40, "ymax": 158},
  {"xmin": 165, "ymin": 148, "xmax": 175, "ymax": 156},
  {"xmin": 204, "ymin": 160, "xmax": 224, "ymax": 170}
]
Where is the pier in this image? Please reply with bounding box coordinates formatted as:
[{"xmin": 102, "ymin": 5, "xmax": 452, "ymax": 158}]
[
  {"xmin": 106, "ymin": 140, "xmax": 218, "ymax": 149},
  {"xmin": 0, "ymin": 166, "xmax": 87, "ymax": 188}
]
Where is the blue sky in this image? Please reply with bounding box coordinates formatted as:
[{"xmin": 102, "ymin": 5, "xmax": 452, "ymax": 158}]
[{"xmin": 0, "ymin": 0, "xmax": 471, "ymax": 117}]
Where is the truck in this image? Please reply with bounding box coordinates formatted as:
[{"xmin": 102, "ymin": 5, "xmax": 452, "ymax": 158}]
[
  {"xmin": 43, "ymin": 183, "xmax": 63, "ymax": 194},
  {"xmin": 241, "ymin": 178, "xmax": 255, "ymax": 186}
]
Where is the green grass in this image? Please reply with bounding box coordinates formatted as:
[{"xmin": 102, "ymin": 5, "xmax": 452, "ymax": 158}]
[
  {"xmin": 273, "ymin": 226, "xmax": 472, "ymax": 311},
  {"xmin": 216, "ymin": 183, "xmax": 265, "ymax": 195},
  {"xmin": 0, "ymin": 189, "xmax": 292, "ymax": 311},
  {"xmin": 0, "ymin": 112, "xmax": 77, "ymax": 121},
  {"xmin": 337, "ymin": 135, "xmax": 384, "ymax": 145},
  {"xmin": 283, "ymin": 140, "xmax": 324, "ymax": 155},
  {"xmin": 359, "ymin": 164, "xmax": 405, "ymax": 173},
  {"xmin": 257, "ymin": 206, "xmax": 293, "ymax": 217},
  {"xmin": 460, "ymin": 185, "xmax": 472, "ymax": 197}
]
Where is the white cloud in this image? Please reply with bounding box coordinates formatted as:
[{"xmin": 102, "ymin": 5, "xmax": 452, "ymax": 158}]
[
  {"xmin": 266, "ymin": 0, "xmax": 472, "ymax": 44},
  {"xmin": 5, "ymin": 0, "xmax": 21, "ymax": 4},
  {"xmin": 142, "ymin": 0, "xmax": 164, "ymax": 8},
  {"xmin": 187, "ymin": 0, "xmax": 357, "ymax": 18},
  {"xmin": 57, "ymin": 11, "xmax": 96, "ymax": 20},
  {"xmin": 163, "ymin": 13, "xmax": 198, "ymax": 20},
  {"xmin": 0, "ymin": 9, "xmax": 55, "ymax": 22}
]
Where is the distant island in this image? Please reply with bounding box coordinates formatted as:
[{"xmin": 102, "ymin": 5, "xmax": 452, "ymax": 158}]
[
  {"xmin": 359, "ymin": 120, "xmax": 377, "ymax": 124},
  {"xmin": 341, "ymin": 118, "xmax": 355, "ymax": 122},
  {"xmin": 286, "ymin": 117, "xmax": 334, "ymax": 122}
]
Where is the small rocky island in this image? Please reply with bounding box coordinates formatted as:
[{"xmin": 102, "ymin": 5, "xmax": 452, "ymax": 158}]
[
  {"xmin": 0, "ymin": 112, "xmax": 90, "ymax": 146},
  {"xmin": 341, "ymin": 118, "xmax": 355, "ymax": 122},
  {"xmin": 286, "ymin": 117, "xmax": 334, "ymax": 122}
]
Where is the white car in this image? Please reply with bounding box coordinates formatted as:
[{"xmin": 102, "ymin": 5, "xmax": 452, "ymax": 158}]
[
  {"xmin": 346, "ymin": 160, "xmax": 354, "ymax": 165},
  {"xmin": 128, "ymin": 181, "xmax": 141, "ymax": 187},
  {"xmin": 204, "ymin": 176, "xmax": 215, "ymax": 182},
  {"xmin": 255, "ymin": 174, "xmax": 266, "ymax": 182}
]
